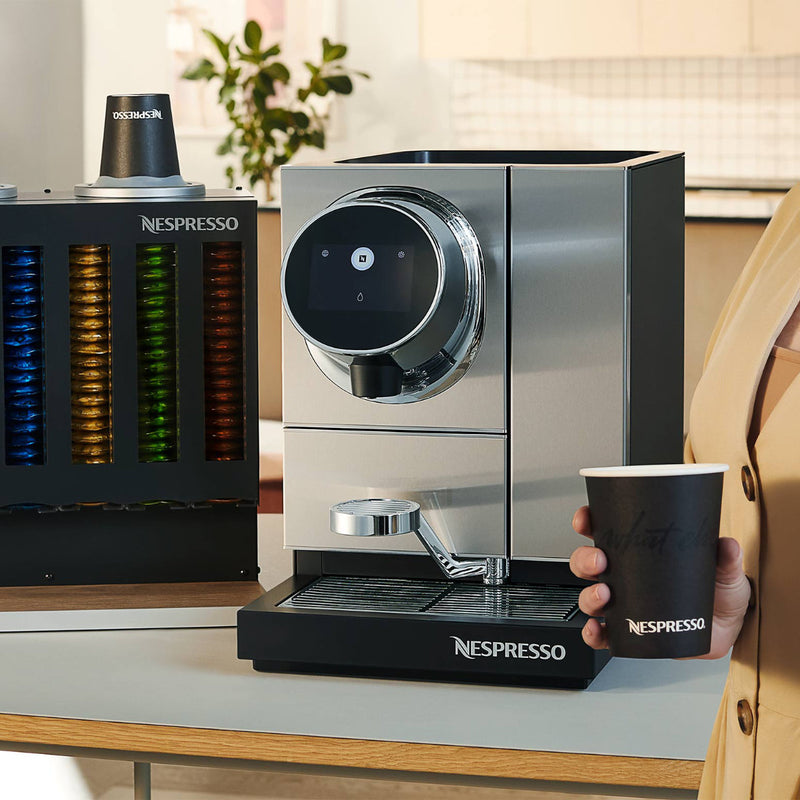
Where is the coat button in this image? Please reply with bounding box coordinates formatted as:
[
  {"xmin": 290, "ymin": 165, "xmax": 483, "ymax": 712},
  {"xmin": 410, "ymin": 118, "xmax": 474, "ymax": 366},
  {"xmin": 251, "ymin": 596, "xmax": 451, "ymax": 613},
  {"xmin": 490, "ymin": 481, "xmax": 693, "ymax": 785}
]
[
  {"xmin": 741, "ymin": 465, "xmax": 756, "ymax": 501},
  {"xmin": 737, "ymin": 699, "xmax": 754, "ymax": 735}
]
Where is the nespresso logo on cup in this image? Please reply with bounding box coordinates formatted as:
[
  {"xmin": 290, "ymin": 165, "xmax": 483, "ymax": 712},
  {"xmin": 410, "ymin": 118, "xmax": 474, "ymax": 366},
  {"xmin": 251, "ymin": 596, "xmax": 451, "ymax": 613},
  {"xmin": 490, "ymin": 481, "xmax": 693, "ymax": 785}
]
[
  {"xmin": 626, "ymin": 617, "xmax": 707, "ymax": 636},
  {"xmin": 451, "ymin": 636, "xmax": 566, "ymax": 661},
  {"xmin": 139, "ymin": 216, "xmax": 240, "ymax": 234},
  {"xmin": 112, "ymin": 109, "xmax": 163, "ymax": 120}
]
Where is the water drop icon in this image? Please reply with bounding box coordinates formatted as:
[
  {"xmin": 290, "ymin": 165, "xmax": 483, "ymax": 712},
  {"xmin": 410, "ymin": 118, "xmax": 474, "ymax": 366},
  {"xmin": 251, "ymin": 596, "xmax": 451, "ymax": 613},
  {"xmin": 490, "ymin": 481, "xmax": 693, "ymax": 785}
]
[{"xmin": 357, "ymin": 292, "xmax": 364, "ymax": 302}]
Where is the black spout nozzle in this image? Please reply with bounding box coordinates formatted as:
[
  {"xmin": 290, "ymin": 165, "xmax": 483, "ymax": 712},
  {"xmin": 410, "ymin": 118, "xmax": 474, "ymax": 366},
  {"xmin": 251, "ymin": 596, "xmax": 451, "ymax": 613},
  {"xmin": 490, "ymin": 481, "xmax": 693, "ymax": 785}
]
[{"xmin": 349, "ymin": 355, "xmax": 404, "ymax": 399}]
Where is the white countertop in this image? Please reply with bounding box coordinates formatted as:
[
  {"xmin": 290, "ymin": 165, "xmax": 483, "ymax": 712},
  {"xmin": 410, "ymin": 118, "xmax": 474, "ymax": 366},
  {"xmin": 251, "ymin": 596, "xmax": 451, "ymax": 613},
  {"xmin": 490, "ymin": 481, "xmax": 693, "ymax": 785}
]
[
  {"xmin": 0, "ymin": 621, "xmax": 728, "ymax": 762},
  {"xmin": 0, "ymin": 515, "xmax": 729, "ymax": 768}
]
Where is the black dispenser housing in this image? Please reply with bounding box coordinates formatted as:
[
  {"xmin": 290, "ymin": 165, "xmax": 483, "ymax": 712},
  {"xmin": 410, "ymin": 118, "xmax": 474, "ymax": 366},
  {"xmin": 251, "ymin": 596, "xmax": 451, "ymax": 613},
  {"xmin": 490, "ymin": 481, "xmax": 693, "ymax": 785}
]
[
  {"xmin": 0, "ymin": 190, "xmax": 259, "ymax": 586},
  {"xmin": 0, "ymin": 93, "xmax": 258, "ymax": 587}
]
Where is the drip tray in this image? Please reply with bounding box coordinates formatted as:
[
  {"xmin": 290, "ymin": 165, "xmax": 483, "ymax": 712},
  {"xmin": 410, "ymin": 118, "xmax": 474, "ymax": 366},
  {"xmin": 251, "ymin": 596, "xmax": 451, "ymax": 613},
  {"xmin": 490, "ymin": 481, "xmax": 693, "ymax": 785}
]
[
  {"xmin": 239, "ymin": 575, "xmax": 610, "ymax": 688},
  {"xmin": 279, "ymin": 575, "xmax": 580, "ymax": 621}
]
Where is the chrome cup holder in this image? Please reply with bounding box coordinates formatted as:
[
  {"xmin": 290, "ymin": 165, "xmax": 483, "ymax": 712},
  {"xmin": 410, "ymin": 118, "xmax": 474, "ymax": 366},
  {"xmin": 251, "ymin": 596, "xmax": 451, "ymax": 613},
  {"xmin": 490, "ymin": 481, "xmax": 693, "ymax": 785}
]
[{"xmin": 330, "ymin": 498, "xmax": 508, "ymax": 585}]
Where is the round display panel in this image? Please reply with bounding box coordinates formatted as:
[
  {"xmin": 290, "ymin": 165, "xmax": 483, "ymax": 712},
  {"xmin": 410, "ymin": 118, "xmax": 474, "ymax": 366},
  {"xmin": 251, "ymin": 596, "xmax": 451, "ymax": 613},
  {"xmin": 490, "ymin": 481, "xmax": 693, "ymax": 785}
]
[{"xmin": 282, "ymin": 204, "xmax": 441, "ymax": 353}]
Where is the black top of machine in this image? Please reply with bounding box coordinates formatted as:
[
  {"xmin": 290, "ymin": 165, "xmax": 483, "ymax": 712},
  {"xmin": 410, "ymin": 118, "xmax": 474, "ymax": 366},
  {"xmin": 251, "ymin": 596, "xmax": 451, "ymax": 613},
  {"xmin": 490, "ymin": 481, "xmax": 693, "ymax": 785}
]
[{"xmin": 338, "ymin": 149, "xmax": 661, "ymax": 166}]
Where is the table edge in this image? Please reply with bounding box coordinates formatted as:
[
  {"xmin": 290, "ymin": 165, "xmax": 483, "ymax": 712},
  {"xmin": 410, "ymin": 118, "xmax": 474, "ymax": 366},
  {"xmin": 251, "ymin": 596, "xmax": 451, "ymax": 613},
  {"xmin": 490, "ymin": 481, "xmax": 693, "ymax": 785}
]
[{"xmin": 0, "ymin": 713, "xmax": 703, "ymax": 790}]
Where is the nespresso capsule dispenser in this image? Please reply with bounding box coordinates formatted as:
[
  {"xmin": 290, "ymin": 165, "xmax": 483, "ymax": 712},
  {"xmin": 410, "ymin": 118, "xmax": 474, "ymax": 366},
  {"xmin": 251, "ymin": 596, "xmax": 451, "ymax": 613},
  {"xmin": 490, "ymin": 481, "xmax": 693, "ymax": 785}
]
[{"xmin": 0, "ymin": 96, "xmax": 258, "ymax": 627}]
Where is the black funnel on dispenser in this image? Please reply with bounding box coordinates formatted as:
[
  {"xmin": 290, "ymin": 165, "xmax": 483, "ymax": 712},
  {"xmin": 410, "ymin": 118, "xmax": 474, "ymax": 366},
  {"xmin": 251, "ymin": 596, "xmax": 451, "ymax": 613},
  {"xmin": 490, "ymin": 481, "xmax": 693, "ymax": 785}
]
[
  {"xmin": 100, "ymin": 94, "xmax": 181, "ymax": 179},
  {"xmin": 75, "ymin": 94, "xmax": 204, "ymax": 198}
]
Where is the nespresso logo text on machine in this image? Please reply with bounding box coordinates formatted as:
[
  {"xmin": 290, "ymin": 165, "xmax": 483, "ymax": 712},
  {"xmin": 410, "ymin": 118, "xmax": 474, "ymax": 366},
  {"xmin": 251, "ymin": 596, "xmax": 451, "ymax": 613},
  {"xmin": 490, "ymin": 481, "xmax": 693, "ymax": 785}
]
[
  {"xmin": 451, "ymin": 635, "xmax": 567, "ymax": 661},
  {"xmin": 113, "ymin": 109, "xmax": 163, "ymax": 120},
  {"xmin": 139, "ymin": 215, "xmax": 240, "ymax": 234}
]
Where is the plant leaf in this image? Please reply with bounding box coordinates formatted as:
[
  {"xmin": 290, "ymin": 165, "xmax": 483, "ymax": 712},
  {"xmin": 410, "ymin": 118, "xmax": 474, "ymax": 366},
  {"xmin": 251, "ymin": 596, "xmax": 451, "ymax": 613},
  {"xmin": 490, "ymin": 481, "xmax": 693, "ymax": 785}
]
[
  {"xmin": 235, "ymin": 45, "xmax": 266, "ymax": 65},
  {"xmin": 264, "ymin": 43, "xmax": 281, "ymax": 58},
  {"xmin": 311, "ymin": 77, "xmax": 329, "ymax": 96},
  {"xmin": 304, "ymin": 61, "xmax": 320, "ymax": 76},
  {"xmin": 252, "ymin": 86, "xmax": 268, "ymax": 113},
  {"xmin": 266, "ymin": 61, "xmax": 290, "ymax": 83},
  {"xmin": 216, "ymin": 133, "xmax": 234, "ymax": 155},
  {"xmin": 203, "ymin": 29, "xmax": 231, "ymax": 62},
  {"xmin": 324, "ymin": 43, "xmax": 347, "ymax": 62},
  {"xmin": 261, "ymin": 108, "xmax": 288, "ymax": 132},
  {"xmin": 291, "ymin": 111, "xmax": 310, "ymax": 129},
  {"xmin": 181, "ymin": 58, "xmax": 216, "ymax": 81},
  {"xmin": 244, "ymin": 20, "xmax": 262, "ymax": 51},
  {"xmin": 324, "ymin": 75, "xmax": 353, "ymax": 94},
  {"xmin": 255, "ymin": 70, "xmax": 276, "ymax": 96}
]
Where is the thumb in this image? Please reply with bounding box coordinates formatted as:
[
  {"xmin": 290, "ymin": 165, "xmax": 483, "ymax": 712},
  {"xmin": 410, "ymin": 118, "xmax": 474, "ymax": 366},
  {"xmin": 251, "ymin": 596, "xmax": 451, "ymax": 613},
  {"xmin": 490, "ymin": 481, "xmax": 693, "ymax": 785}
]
[{"xmin": 715, "ymin": 537, "xmax": 744, "ymax": 585}]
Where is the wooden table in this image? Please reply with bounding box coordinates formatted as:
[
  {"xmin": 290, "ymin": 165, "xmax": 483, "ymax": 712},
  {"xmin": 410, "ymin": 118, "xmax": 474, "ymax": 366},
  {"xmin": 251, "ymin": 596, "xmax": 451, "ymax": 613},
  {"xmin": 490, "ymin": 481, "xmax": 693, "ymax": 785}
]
[{"xmin": 0, "ymin": 624, "xmax": 727, "ymax": 799}]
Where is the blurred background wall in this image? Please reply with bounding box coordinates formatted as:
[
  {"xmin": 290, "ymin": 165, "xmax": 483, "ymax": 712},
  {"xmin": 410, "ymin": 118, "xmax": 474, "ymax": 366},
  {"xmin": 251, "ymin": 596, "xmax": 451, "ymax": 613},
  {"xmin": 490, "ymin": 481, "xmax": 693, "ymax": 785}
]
[{"xmin": 3, "ymin": 0, "xmax": 800, "ymax": 191}]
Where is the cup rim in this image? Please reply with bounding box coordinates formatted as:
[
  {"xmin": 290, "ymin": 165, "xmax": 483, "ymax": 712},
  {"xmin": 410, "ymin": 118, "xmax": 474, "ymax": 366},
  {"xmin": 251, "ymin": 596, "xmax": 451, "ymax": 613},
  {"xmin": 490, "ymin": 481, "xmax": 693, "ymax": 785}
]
[{"xmin": 579, "ymin": 463, "xmax": 729, "ymax": 478}]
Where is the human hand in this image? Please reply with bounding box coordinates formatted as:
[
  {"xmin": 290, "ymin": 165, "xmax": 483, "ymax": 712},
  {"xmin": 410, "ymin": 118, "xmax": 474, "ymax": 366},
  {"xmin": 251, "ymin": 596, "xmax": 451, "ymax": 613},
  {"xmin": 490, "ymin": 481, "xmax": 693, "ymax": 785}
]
[{"xmin": 569, "ymin": 506, "xmax": 752, "ymax": 659}]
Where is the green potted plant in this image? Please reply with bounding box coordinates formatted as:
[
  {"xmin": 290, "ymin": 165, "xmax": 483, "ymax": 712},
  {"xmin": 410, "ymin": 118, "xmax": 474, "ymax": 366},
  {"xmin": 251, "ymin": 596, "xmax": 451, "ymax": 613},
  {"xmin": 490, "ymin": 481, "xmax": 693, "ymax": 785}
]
[{"xmin": 182, "ymin": 20, "xmax": 368, "ymax": 203}]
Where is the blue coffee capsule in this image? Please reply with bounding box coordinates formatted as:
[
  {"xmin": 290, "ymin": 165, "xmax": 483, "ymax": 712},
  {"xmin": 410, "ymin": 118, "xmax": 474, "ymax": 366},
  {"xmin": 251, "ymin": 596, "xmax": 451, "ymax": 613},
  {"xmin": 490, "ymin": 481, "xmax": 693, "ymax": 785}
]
[{"xmin": 2, "ymin": 245, "xmax": 45, "ymax": 466}]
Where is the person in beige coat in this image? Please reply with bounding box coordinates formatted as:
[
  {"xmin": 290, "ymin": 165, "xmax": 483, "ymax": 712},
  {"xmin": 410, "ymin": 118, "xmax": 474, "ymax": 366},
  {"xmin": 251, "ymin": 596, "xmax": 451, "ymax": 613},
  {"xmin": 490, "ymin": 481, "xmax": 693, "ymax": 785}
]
[{"xmin": 570, "ymin": 185, "xmax": 800, "ymax": 799}]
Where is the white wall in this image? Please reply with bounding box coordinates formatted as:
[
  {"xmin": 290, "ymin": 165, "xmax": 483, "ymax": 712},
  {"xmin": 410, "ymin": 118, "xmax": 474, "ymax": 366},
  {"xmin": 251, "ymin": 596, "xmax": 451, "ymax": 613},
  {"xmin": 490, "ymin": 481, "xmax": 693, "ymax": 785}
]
[
  {"xmin": 293, "ymin": 0, "xmax": 454, "ymax": 165},
  {"xmin": 450, "ymin": 56, "xmax": 800, "ymax": 183},
  {"xmin": 0, "ymin": 0, "xmax": 84, "ymax": 190},
  {"xmin": 81, "ymin": 0, "xmax": 172, "ymax": 182},
  {"xmin": 81, "ymin": 0, "xmax": 248, "ymax": 189}
]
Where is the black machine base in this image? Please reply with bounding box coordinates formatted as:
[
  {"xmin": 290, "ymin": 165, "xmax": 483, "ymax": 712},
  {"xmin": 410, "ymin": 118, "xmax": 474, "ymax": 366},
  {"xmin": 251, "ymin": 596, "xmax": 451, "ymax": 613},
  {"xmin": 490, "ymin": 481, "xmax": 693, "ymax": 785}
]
[
  {"xmin": 0, "ymin": 502, "xmax": 257, "ymax": 586},
  {"xmin": 238, "ymin": 572, "xmax": 611, "ymax": 689}
]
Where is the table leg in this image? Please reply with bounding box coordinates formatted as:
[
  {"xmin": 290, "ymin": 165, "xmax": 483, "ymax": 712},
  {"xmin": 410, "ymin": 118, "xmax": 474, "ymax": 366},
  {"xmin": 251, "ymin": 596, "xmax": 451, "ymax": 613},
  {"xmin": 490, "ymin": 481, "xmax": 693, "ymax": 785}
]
[{"xmin": 134, "ymin": 761, "xmax": 151, "ymax": 800}]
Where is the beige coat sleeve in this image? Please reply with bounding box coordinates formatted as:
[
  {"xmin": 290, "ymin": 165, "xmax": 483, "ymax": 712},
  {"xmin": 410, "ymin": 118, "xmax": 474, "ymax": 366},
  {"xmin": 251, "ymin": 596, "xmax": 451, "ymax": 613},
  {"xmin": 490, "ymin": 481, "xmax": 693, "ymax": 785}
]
[
  {"xmin": 683, "ymin": 433, "xmax": 696, "ymax": 465},
  {"xmin": 684, "ymin": 185, "xmax": 800, "ymax": 467}
]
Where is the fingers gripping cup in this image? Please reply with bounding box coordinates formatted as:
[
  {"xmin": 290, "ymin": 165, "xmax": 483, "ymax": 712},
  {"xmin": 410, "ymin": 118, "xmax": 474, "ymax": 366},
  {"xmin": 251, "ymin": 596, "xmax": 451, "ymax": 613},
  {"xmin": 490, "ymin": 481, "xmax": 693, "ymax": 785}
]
[{"xmin": 580, "ymin": 464, "xmax": 729, "ymax": 659}]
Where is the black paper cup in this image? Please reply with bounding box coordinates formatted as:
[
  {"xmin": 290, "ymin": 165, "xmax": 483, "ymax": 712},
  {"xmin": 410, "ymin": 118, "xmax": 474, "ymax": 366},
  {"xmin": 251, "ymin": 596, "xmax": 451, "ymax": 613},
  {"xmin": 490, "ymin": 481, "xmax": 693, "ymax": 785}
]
[{"xmin": 580, "ymin": 463, "xmax": 728, "ymax": 659}]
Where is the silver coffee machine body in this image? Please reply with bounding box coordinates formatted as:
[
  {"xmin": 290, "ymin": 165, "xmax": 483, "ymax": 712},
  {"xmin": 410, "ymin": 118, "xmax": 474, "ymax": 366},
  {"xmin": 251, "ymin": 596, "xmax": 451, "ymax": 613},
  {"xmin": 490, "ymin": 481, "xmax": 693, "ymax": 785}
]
[
  {"xmin": 238, "ymin": 150, "xmax": 684, "ymax": 688},
  {"xmin": 279, "ymin": 151, "xmax": 684, "ymax": 564}
]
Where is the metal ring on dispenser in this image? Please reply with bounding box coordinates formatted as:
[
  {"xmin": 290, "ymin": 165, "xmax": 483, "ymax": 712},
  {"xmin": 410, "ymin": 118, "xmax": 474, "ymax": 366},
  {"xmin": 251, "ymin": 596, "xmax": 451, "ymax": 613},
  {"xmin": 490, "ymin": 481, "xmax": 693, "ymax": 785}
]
[
  {"xmin": 330, "ymin": 499, "xmax": 421, "ymax": 537},
  {"xmin": 281, "ymin": 186, "xmax": 484, "ymax": 403}
]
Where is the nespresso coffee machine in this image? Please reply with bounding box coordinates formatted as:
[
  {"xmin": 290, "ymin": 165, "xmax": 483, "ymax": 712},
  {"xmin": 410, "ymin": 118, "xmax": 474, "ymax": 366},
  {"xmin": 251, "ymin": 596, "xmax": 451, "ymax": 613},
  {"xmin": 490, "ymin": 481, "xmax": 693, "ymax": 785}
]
[
  {"xmin": 238, "ymin": 150, "xmax": 684, "ymax": 687},
  {"xmin": 0, "ymin": 95, "xmax": 258, "ymax": 623}
]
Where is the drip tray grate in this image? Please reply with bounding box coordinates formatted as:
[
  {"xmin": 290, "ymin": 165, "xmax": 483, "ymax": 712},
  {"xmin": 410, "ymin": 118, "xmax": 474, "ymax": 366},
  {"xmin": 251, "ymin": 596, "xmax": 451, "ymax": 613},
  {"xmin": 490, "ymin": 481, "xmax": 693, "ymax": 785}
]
[
  {"xmin": 280, "ymin": 576, "xmax": 581, "ymax": 621},
  {"xmin": 280, "ymin": 576, "xmax": 450, "ymax": 614},
  {"xmin": 428, "ymin": 583, "xmax": 580, "ymax": 620}
]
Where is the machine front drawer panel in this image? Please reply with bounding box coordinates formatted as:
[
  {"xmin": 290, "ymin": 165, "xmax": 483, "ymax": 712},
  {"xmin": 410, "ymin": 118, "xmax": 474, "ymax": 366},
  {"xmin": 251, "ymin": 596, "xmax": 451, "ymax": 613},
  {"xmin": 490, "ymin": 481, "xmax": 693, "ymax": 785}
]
[{"xmin": 284, "ymin": 428, "xmax": 506, "ymax": 558}]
